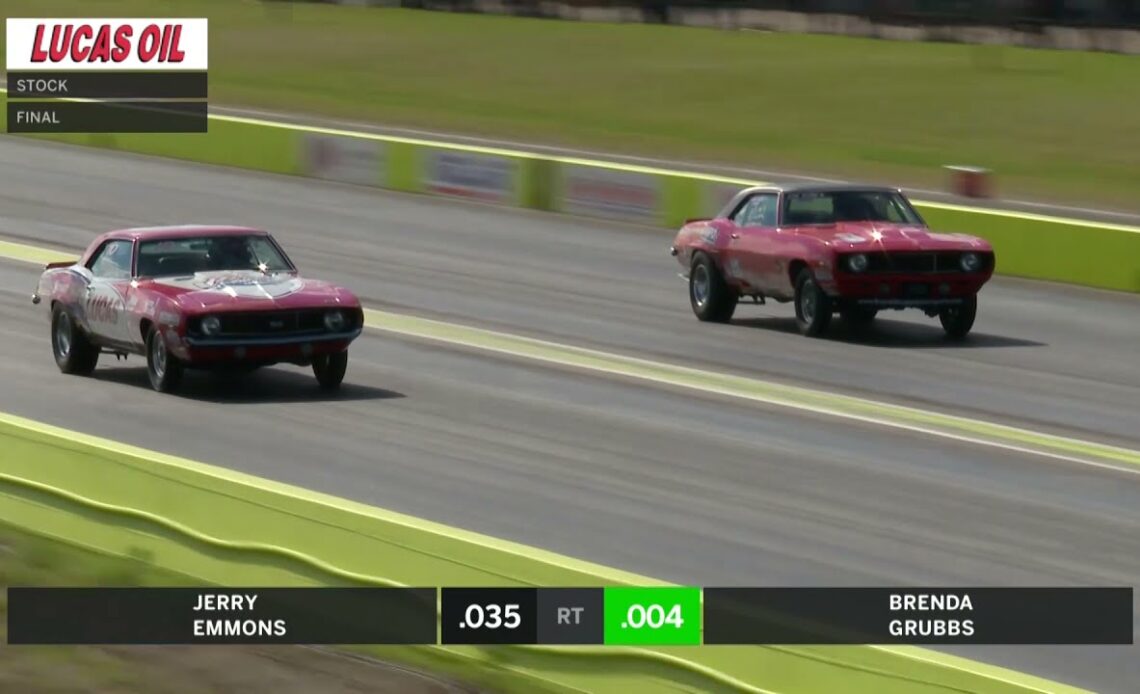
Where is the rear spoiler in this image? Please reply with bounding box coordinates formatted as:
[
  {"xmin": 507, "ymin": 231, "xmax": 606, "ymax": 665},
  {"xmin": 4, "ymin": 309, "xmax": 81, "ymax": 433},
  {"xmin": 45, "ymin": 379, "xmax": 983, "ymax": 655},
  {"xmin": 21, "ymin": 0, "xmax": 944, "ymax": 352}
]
[
  {"xmin": 44, "ymin": 260, "xmax": 75, "ymax": 270},
  {"xmin": 683, "ymin": 217, "xmax": 711, "ymax": 226}
]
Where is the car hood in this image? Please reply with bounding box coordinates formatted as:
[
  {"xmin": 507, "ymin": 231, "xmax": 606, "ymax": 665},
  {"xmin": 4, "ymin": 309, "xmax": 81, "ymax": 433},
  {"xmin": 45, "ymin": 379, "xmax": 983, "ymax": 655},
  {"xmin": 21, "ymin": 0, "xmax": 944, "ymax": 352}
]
[
  {"xmin": 792, "ymin": 222, "xmax": 992, "ymax": 252},
  {"xmin": 145, "ymin": 270, "xmax": 358, "ymax": 312}
]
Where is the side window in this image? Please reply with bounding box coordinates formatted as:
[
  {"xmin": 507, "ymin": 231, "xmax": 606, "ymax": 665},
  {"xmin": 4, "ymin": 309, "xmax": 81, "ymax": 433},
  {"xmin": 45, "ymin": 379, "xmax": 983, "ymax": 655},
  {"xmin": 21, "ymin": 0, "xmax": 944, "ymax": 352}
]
[
  {"xmin": 731, "ymin": 194, "xmax": 778, "ymax": 227},
  {"xmin": 731, "ymin": 197, "xmax": 757, "ymax": 225},
  {"xmin": 754, "ymin": 194, "xmax": 777, "ymax": 227},
  {"xmin": 88, "ymin": 240, "xmax": 133, "ymax": 279}
]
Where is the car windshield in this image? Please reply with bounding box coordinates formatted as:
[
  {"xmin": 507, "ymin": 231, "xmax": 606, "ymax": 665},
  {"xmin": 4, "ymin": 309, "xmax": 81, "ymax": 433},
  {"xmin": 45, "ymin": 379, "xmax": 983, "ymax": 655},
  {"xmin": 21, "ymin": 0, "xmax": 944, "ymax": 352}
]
[
  {"xmin": 137, "ymin": 235, "xmax": 293, "ymax": 277},
  {"xmin": 782, "ymin": 190, "xmax": 924, "ymax": 226}
]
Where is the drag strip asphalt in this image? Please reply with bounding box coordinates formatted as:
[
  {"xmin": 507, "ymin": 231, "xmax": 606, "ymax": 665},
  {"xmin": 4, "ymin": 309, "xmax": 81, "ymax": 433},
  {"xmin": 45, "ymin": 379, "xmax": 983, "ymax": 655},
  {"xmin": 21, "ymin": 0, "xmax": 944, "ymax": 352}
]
[
  {"xmin": 2, "ymin": 138, "xmax": 1138, "ymax": 447},
  {"xmin": 1, "ymin": 138, "xmax": 1138, "ymax": 691},
  {"xmin": 1, "ymin": 259, "xmax": 1138, "ymax": 691}
]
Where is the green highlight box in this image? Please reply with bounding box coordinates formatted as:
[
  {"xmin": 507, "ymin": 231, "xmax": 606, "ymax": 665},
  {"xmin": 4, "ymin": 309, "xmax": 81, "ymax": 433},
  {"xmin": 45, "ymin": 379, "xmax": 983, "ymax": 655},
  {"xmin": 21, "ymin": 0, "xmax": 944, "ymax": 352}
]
[{"xmin": 603, "ymin": 586, "xmax": 701, "ymax": 646}]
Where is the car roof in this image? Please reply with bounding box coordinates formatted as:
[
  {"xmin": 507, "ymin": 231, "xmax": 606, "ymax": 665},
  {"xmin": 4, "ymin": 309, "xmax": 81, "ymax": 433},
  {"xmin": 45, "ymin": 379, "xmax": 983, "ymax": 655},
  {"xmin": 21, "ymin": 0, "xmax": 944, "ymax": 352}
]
[
  {"xmin": 739, "ymin": 182, "xmax": 904, "ymax": 195},
  {"xmin": 103, "ymin": 225, "xmax": 269, "ymax": 241}
]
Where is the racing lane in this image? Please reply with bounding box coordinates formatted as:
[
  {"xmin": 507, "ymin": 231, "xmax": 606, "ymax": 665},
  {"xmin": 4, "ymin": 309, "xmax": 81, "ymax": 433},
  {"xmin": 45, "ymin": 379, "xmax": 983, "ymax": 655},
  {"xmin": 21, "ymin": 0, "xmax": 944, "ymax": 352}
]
[
  {"xmin": 1, "ymin": 260, "xmax": 1138, "ymax": 691},
  {"xmin": 3, "ymin": 139, "xmax": 1138, "ymax": 448},
  {"xmin": 1, "ymin": 139, "xmax": 1139, "ymax": 690}
]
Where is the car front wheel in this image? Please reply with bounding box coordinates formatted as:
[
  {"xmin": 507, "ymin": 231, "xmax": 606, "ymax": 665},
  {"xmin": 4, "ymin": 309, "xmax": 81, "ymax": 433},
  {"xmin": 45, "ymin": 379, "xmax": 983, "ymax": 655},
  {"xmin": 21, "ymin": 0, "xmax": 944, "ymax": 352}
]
[
  {"xmin": 940, "ymin": 294, "xmax": 977, "ymax": 339},
  {"xmin": 794, "ymin": 269, "xmax": 833, "ymax": 337},
  {"xmin": 313, "ymin": 351, "xmax": 348, "ymax": 390},
  {"xmin": 146, "ymin": 326, "xmax": 184, "ymax": 393},
  {"xmin": 51, "ymin": 304, "xmax": 99, "ymax": 375}
]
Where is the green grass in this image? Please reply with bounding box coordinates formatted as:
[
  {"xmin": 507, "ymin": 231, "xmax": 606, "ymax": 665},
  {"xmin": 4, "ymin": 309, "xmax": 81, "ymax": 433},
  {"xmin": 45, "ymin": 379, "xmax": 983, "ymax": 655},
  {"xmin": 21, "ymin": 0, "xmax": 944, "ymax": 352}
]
[
  {"xmin": 3, "ymin": 1, "xmax": 1138, "ymax": 207},
  {"xmin": 0, "ymin": 522, "xmax": 488, "ymax": 694}
]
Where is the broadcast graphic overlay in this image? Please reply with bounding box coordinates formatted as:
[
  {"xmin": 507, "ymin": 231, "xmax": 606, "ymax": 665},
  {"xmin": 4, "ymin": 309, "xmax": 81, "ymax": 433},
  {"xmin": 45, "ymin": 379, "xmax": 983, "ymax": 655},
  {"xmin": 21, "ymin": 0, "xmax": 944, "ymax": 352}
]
[
  {"xmin": 5, "ymin": 18, "xmax": 208, "ymax": 133},
  {"xmin": 6, "ymin": 586, "xmax": 1132, "ymax": 646}
]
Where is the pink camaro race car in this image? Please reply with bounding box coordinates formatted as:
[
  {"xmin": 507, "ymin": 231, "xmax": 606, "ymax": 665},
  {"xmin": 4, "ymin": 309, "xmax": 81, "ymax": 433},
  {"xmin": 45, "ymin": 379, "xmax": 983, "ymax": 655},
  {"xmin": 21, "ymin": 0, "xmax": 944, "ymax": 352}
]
[
  {"xmin": 671, "ymin": 184, "xmax": 995, "ymax": 338},
  {"xmin": 32, "ymin": 225, "xmax": 364, "ymax": 393}
]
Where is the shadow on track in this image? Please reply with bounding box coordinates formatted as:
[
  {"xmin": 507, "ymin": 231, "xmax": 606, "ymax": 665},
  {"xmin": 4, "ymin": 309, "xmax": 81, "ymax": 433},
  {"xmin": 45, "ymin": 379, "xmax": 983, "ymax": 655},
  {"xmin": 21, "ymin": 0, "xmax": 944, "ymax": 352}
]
[
  {"xmin": 731, "ymin": 316, "xmax": 1047, "ymax": 349},
  {"xmin": 89, "ymin": 364, "xmax": 405, "ymax": 403}
]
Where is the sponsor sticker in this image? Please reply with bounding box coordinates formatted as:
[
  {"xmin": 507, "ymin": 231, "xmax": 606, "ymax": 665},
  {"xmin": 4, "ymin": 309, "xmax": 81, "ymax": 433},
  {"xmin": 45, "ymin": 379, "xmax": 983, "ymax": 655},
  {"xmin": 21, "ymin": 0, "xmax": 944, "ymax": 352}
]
[
  {"xmin": 425, "ymin": 151, "xmax": 515, "ymax": 204},
  {"xmin": 6, "ymin": 18, "xmax": 209, "ymax": 71},
  {"xmin": 304, "ymin": 135, "xmax": 384, "ymax": 187},
  {"xmin": 562, "ymin": 166, "xmax": 659, "ymax": 222}
]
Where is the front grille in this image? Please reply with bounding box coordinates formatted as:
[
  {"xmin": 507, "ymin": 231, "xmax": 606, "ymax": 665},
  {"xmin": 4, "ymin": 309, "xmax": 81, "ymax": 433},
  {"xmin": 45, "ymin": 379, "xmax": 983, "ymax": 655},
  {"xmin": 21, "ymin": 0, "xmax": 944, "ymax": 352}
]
[
  {"xmin": 189, "ymin": 309, "xmax": 358, "ymax": 338},
  {"xmin": 843, "ymin": 252, "xmax": 992, "ymax": 274}
]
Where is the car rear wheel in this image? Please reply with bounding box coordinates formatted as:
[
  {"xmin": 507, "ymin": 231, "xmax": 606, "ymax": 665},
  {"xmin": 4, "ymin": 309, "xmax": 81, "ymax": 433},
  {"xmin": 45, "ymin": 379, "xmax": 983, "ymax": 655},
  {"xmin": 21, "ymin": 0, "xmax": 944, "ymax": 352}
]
[
  {"xmin": 146, "ymin": 326, "xmax": 184, "ymax": 393},
  {"xmin": 794, "ymin": 269, "xmax": 833, "ymax": 337},
  {"xmin": 313, "ymin": 351, "xmax": 348, "ymax": 390},
  {"xmin": 51, "ymin": 304, "xmax": 99, "ymax": 375},
  {"xmin": 940, "ymin": 294, "xmax": 977, "ymax": 339},
  {"xmin": 689, "ymin": 253, "xmax": 738, "ymax": 323}
]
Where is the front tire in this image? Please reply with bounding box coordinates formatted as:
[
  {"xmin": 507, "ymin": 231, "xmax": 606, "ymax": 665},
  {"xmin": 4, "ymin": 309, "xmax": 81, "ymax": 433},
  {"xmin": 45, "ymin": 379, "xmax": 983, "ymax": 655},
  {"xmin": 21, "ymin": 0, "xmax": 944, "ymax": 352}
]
[
  {"xmin": 146, "ymin": 326, "xmax": 184, "ymax": 393},
  {"xmin": 689, "ymin": 253, "xmax": 738, "ymax": 323},
  {"xmin": 313, "ymin": 351, "xmax": 348, "ymax": 390},
  {"xmin": 940, "ymin": 294, "xmax": 977, "ymax": 339},
  {"xmin": 51, "ymin": 305, "xmax": 99, "ymax": 375},
  {"xmin": 794, "ymin": 270, "xmax": 833, "ymax": 337}
]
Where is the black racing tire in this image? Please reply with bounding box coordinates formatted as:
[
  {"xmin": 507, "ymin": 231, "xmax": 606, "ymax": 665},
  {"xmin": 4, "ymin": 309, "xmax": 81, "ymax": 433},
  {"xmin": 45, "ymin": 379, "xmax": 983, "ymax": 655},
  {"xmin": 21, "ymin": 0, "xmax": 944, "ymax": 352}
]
[
  {"xmin": 51, "ymin": 304, "xmax": 99, "ymax": 375},
  {"xmin": 146, "ymin": 326, "xmax": 184, "ymax": 393},
  {"xmin": 794, "ymin": 269, "xmax": 833, "ymax": 337},
  {"xmin": 313, "ymin": 351, "xmax": 348, "ymax": 390},
  {"xmin": 841, "ymin": 305, "xmax": 878, "ymax": 327},
  {"xmin": 688, "ymin": 253, "xmax": 738, "ymax": 323},
  {"xmin": 940, "ymin": 294, "xmax": 978, "ymax": 339}
]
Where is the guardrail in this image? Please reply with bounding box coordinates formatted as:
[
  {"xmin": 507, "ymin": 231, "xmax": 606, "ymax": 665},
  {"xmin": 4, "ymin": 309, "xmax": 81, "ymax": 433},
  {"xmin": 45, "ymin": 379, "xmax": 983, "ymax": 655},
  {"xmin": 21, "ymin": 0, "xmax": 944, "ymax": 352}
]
[
  {"xmin": 0, "ymin": 411, "xmax": 1089, "ymax": 694},
  {"xmin": 2, "ymin": 92, "xmax": 1136, "ymax": 293}
]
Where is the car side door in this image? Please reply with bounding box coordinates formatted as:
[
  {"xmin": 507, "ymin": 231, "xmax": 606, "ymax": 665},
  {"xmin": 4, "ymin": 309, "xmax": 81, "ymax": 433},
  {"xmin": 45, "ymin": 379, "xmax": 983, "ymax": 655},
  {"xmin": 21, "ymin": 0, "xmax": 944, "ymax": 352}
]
[
  {"xmin": 725, "ymin": 193, "xmax": 780, "ymax": 292},
  {"xmin": 79, "ymin": 239, "xmax": 134, "ymax": 345}
]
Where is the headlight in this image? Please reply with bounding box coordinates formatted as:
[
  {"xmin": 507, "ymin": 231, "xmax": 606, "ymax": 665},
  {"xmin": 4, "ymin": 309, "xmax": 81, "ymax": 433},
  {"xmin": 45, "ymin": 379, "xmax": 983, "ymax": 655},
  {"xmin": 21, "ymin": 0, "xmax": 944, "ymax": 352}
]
[
  {"xmin": 324, "ymin": 310, "xmax": 347, "ymax": 332},
  {"xmin": 200, "ymin": 315, "xmax": 221, "ymax": 336},
  {"xmin": 960, "ymin": 252, "xmax": 981, "ymax": 272},
  {"xmin": 847, "ymin": 254, "xmax": 869, "ymax": 273}
]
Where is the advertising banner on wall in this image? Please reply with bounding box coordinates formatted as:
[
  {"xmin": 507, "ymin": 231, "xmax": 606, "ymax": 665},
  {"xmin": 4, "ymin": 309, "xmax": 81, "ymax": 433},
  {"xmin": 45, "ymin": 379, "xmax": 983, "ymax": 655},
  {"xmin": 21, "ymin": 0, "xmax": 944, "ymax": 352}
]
[
  {"xmin": 302, "ymin": 134, "xmax": 385, "ymax": 187},
  {"xmin": 561, "ymin": 165, "xmax": 659, "ymax": 224},
  {"xmin": 425, "ymin": 150, "xmax": 517, "ymax": 204}
]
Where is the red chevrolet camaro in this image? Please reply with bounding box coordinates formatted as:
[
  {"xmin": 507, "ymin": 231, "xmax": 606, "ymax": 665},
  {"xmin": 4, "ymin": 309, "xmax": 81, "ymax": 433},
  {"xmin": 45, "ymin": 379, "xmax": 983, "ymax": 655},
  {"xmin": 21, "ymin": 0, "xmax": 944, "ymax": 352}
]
[
  {"xmin": 671, "ymin": 184, "xmax": 995, "ymax": 338},
  {"xmin": 33, "ymin": 225, "xmax": 364, "ymax": 393}
]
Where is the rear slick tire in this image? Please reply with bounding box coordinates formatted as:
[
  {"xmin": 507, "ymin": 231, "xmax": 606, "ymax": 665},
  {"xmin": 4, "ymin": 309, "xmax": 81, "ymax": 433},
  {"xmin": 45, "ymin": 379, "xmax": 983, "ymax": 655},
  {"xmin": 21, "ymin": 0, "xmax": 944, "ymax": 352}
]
[
  {"xmin": 51, "ymin": 305, "xmax": 99, "ymax": 375},
  {"xmin": 689, "ymin": 253, "xmax": 738, "ymax": 323},
  {"xmin": 313, "ymin": 351, "xmax": 348, "ymax": 390},
  {"xmin": 940, "ymin": 294, "xmax": 977, "ymax": 339}
]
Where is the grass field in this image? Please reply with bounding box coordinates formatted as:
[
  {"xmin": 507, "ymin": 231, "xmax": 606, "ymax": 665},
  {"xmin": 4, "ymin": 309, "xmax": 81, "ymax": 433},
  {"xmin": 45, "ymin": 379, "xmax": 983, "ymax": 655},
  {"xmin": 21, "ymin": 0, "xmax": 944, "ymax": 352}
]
[
  {"xmin": 0, "ymin": 523, "xmax": 475, "ymax": 693},
  {"xmin": 3, "ymin": 0, "xmax": 1139, "ymax": 208}
]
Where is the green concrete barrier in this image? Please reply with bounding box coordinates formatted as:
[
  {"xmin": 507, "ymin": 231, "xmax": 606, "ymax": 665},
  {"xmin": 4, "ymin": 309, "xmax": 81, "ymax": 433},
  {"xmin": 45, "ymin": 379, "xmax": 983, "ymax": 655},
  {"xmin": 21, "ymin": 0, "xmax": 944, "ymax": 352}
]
[
  {"xmin": 0, "ymin": 412, "xmax": 1089, "ymax": 694},
  {"xmin": 7, "ymin": 89, "xmax": 1133, "ymax": 291}
]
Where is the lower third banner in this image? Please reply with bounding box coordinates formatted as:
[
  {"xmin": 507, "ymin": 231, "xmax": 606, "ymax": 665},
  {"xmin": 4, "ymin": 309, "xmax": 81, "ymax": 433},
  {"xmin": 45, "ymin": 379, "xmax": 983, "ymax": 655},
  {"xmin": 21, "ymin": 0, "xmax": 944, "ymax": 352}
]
[
  {"xmin": 6, "ymin": 587, "xmax": 438, "ymax": 644},
  {"xmin": 703, "ymin": 587, "xmax": 1133, "ymax": 645}
]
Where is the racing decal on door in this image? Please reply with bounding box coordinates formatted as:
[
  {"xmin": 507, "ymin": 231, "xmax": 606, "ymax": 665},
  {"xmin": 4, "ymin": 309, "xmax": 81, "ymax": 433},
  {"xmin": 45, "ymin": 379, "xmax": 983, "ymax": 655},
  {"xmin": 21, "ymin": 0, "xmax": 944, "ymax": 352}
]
[{"xmin": 85, "ymin": 293, "xmax": 120, "ymax": 325}]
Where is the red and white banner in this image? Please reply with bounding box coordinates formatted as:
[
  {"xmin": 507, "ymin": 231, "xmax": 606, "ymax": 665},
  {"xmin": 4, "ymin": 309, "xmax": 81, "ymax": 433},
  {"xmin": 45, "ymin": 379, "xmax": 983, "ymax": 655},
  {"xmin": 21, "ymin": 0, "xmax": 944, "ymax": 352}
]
[
  {"xmin": 425, "ymin": 150, "xmax": 516, "ymax": 204},
  {"xmin": 561, "ymin": 165, "xmax": 659, "ymax": 223},
  {"xmin": 6, "ymin": 18, "xmax": 209, "ymax": 71},
  {"xmin": 303, "ymin": 134, "xmax": 385, "ymax": 187}
]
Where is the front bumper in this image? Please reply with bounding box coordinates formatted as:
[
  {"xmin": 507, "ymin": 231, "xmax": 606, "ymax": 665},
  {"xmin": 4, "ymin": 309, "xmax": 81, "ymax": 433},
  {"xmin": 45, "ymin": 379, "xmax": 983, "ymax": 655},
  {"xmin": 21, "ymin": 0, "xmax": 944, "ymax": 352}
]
[
  {"xmin": 820, "ymin": 272, "xmax": 990, "ymax": 307},
  {"xmin": 175, "ymin": 328, "xmax": 362, "ymax": 363}
]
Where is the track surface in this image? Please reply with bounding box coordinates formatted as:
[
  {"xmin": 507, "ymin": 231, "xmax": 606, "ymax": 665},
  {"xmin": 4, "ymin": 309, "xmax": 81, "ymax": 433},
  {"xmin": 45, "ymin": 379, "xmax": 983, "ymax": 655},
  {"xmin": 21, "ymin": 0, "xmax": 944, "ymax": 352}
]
[{"xmin": 1, "ymin": 139, "xmax": 1138, "ymax": 692}]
